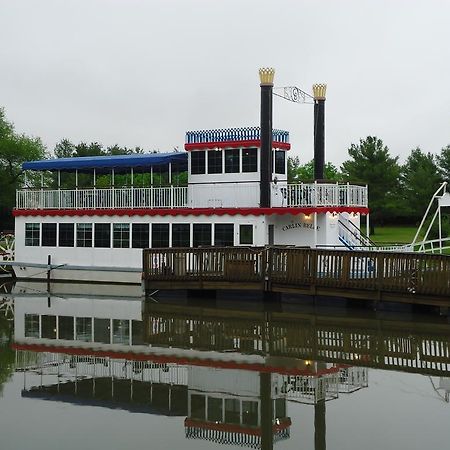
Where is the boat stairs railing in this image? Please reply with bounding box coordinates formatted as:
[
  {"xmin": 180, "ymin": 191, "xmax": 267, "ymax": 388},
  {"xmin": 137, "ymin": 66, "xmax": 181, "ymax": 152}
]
[
  {"xmin": 15, "ymin": 183, "xmax": 368, "ymax": 210},
  {"xmin": 337, "ymin": 219, "xmax": 414, "ymax": 253},
  {"xmin": 143, "ymin": 246, "xmax": 450, "ymax": 304}
]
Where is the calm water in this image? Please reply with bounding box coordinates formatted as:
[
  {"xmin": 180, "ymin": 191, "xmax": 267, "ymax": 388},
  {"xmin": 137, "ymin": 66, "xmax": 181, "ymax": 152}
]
[{"xmin": 1, "ymin": 281, "xmax": 450, "ymax": 450}]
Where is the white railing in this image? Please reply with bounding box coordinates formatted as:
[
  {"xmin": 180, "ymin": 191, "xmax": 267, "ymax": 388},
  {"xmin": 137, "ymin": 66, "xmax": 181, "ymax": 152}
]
[
  {"xmin": 282, "ymin": 183, "xmax": 367, "ymax": 208},
  {"xmin": 16, "ymin": 186, "xmax": 189, "ymax": 210},
  {"xmin": 16, "ymin": 182, "xmax": 368, "ymax": 210}
]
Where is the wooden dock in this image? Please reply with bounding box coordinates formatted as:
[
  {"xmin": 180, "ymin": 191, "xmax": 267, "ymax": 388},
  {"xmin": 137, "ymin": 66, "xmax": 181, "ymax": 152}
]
[{"xmin": 143, "ymin": 247, "xmax": 450, "ymax": 306}]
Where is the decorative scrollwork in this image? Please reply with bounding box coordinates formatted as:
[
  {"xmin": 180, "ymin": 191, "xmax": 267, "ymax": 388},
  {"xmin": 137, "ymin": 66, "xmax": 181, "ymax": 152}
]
[{"xmin": 273, "ymin": 86, "xmax": 314, "ymax": 104}]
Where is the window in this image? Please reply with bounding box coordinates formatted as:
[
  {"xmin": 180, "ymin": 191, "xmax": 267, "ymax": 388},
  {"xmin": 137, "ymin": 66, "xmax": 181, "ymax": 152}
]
[
  {"xmin": 112, "ymin": 319, "xmax": 130, "ymax": 345},
  {"xmin": 275, "ymin": 398, "xmax": 286, "ymax": 419},
  {"xmin": 225, "ymin": 399, "xmax": 240, "ymax": 424},
  {"xmin": 94, "ymin": 223, "xmax": 111, "ymax": 248},
  {"xmin": 239, "ymin": 224, "xmax": 253, "ymax": 245},
  {"xmin": 225, "ymin": 149, "xmax": 240, "ymax": 173},
  {"xmin": 58, "ymin": 316, "xmax": 74, "ymax": 340},
  {"xmin": 113, "ymin": 223, "xmax": 130, "ymax": 248},
  {"xmin": 76, "ymin": 223, "xmax": 92, "ymax": 247},
  {"xmin": 193, "ymin": 224, "xmax": 211, "ymax": 247},
  {"xmin": 132, "ymin": 320, "xmax": 144, "ymax": 345},
  {"xmin": 208, "ymin": 150, "xmax": 222, "ymax": 174},
  {"xmin": 214, "ymin": 224, "xmax": 234, "ymax": 246},
  {"xmin": 59, "ymin": 223, "xmax": 74, "ymax": 247},
  {"xmin": 25, "ymin": 314, "xmax": 39, "ymax": 338},
  {"xmin": 94, "ymin": 318, "xmax": 110, "ymax": 344},
  {"xmin": 242, "ymin": 147, "xmax": 257, "ymax": 172},
  {"xmin": 191, "ymin": 394, "xmax": 206, "ymax": 420},
  {"xmin": 132, "ymin": 224, "xmax": 149, "ymax": 248},
  {"xmin": 172, "ymin": 224, "xmax": 190, "ymax": 247},
  {"xmin": 242, "ymin": 400, "xmax": 258, "ymax": 426},
  {"xmin": 208, "ymin": 397, "xmax": 223, "ymax": 422},
  {"xmin": 275, "ymin": 150, "xmax": 286, "ymax": 174},
  {"xmin": 76, "ymin": 317, "xmax": 92, "ymax": 342},
  {"xmin": 41, "ymin": 315, "xmax": 57, "ymax": 339},
  {"xmin": 25, "ymin": 223, "xmax": 40, "ymax": 246},
  {"xmin": 42, "ymin": 223, "xmax": 56, "ymax": 247},
  {"xmin": 152, "ymin": 224, "xmax": 169, "ymax": 248},
  {"xmin": 191, "ymin": 151, "xmax": 206, "ymax": 174}
]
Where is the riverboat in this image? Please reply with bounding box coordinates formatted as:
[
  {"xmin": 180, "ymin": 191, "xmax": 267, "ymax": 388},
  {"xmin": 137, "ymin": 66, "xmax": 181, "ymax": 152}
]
[{"xmin": 12, "ymin": 69, "xmax": 369, "ymax": 284}]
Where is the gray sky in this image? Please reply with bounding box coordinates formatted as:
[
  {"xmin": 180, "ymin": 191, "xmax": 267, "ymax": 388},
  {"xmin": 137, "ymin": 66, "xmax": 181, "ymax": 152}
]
[{"xmin": 1, "ymin": 0, "xmax": 449, "ymax": 165}]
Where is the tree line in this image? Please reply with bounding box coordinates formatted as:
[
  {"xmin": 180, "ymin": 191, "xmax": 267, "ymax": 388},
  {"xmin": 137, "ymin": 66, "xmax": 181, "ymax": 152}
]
[
  {"xmin": 0, "ymin": 107, "xmax": 449, "ymax": 232},
  {"xmin": 289, "ymin": 136, "xmax": 450, "ymax": 233}
]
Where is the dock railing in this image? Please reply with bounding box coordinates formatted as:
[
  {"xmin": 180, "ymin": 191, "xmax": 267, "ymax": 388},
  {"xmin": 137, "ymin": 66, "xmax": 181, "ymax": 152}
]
[{"xmin": 143, "ymin": 247, "xmax": 450, "ymax": 301}]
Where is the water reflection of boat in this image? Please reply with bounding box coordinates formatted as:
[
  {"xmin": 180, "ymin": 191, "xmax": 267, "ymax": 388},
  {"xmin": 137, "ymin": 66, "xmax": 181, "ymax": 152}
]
[
  {"xmin": 11, "ymin": 287, "xmax": 450, "ymax": 448},
  {"xmin": 8, "ymin": 289, "xmax": 371, "ymax": 448}
]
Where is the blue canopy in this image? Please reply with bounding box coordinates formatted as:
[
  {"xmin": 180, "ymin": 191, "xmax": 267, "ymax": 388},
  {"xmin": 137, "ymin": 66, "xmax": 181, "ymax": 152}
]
[{"xmin": 22, "ymin": 152, "xmax": 188, "ymax": 173}]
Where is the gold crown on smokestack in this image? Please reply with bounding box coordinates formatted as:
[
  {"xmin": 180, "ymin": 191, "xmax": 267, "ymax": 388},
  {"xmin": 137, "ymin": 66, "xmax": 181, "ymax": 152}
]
[
  {"xmin": 312, "ymin": 84, "xmax": 327, "ymax": 100},
  {"xmin": 259, "ymin": 67, "xmax": 275, "ymax": 86}
]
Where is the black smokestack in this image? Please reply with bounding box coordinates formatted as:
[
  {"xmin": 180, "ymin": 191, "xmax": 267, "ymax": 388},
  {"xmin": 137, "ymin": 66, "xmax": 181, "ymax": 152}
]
[
  {"xmin": 259, "ymin": 68, "xmax": 275, "ymax": 208},
  {"xmin": 313, "ymin": 84, "xmax": 327, "ymax": 181}
]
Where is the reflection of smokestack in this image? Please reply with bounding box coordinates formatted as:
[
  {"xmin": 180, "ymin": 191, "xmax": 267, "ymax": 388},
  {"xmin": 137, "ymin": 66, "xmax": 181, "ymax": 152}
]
[
  {"xmin": 259, "ymin": 68, "xmax": 275, "ymax": 208},
  {"xmin": 313, "ymin": 84, "xmax": 327, "ymax": 181}
]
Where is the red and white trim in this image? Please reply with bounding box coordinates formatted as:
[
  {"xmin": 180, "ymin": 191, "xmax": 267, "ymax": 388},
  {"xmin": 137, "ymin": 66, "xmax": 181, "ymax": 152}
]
[
  {"xmin": 13, "ymin": 206, "xmax": 369, "ymax": 218},
  {"xmin": 185, "ymin": 140, "xmax": 291, "ymax": 151}
]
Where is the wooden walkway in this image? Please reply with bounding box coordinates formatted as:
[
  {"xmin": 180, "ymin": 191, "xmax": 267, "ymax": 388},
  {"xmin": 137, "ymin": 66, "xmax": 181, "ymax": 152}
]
[{"xmin": 143, "ymin": 247, "xmax": 450, "ymax": 306}]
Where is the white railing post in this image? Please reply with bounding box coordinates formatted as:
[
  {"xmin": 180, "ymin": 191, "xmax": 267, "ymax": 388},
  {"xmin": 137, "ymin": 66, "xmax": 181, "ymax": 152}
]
[
  {"xmin": 346, "ymin": 182, "xmax": 350, "ymax": 207},
  {"xmin": 314, "ymin": 180, "xmax": 318, "ymax": 207},
  {"xmin": 170, "ymin": 185, "xmax": 174, "ymax": 209}
]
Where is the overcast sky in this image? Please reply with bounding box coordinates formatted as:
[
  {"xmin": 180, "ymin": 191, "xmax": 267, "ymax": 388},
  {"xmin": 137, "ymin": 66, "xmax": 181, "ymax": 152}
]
[{"xmin": 1, "ymin": 0, "xmax": 449, "ymax": 165}]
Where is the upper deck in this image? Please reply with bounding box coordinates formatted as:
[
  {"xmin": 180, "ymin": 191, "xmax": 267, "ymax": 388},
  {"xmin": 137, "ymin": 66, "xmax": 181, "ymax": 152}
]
[
  {"xmin": 15, "ymin": 127, "xmax": 368, "ymax": 214},
  {"xmin": 15, "ymin": 182, "xmax": 368, "ymax": 211}
]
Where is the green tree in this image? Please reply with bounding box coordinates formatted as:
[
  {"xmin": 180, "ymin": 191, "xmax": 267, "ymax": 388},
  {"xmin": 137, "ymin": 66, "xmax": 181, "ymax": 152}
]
[
  {"xmin": 437, "ymin": 144, "xmax": 450, "ymax": 182},
  {"xmin": 400, "ymin": 147, "xmax": 442, "ymax": 221},
  {"xmin": 0, "ymin": 314, "xmax": 14, "ymax": 397},
  {"xmin": 0, "ymin": 108, "xmax": 47, "ymax": 227},
  {"xmin": 341, "ymin": 136, "xmax": 401, "ymax": 233},
  {"xmin": 287, "ymin": 157, "xmax": 342, "ymax": 183},
  {"xmin": 54, "ymin": 138, "xmax": 76, "ymax": 158}
]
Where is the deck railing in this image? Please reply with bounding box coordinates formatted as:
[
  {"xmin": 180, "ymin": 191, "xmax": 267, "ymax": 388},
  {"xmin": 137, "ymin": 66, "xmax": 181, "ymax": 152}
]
[
  {"xmin": 16, "ymin": 186, "xmax": 189, "ymax": 210},
  {"xmin": 143, "ymin": 247, "xmax": 450, "ymax": 299},
  {"xmin": 16, "ymin": 183, "xmax": 368, "ymax": 210},
  {"xmin": 282, "ymin": 183, "xmax": 367, "ymax": 208}
]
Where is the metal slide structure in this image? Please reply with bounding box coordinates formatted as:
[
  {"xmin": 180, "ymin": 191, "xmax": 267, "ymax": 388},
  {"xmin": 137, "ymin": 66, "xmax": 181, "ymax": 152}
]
[
  {"xmin": 410, "ymin": 182, "xmax": 450, "ymax": 254},
  {"xmin": 337, "ymin": 182, "xmax": 450, "ymax": 254}
]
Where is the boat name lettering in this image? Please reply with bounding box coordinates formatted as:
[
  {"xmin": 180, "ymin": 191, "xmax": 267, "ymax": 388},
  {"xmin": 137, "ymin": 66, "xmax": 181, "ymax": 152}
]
[{"xmin": 282, "ymin": 222, "xmax": 319, "ymax": 231}]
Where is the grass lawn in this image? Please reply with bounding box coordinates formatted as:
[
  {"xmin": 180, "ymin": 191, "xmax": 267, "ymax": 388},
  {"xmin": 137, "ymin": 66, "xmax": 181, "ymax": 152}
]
[{"xmin": 370, "ymin": 226, "xmax": 420, "ymax": 244}]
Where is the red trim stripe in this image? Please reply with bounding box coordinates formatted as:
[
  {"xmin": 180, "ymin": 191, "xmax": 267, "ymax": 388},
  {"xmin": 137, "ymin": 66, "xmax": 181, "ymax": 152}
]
[
  {"xmin": 184, "ymin": 140, "xmax": 291, "ymax": 151},
  {"xmin": 184, "ymin": 418, "xmax": 292, "ymax": 435},
  {"xmin": 13, "ymin": 206, "xmax": 369, "ymax": 218},
  {"xmin": 12, "ymin": 342, "xmax": 340, "ymax": 377}
]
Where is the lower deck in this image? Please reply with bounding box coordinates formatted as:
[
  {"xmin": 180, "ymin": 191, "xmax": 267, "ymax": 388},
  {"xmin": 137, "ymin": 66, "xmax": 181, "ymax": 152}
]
[{"xmin": 13, "ymin": 210, "xmax": 361, "ymax": 283}]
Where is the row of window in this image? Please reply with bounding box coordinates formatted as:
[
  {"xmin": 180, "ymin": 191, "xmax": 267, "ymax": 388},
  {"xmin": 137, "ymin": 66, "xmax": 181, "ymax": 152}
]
[
  {"xmin": 24, "ymin": 314, "xmax": 143, "ymax": 345},
  {"xmin": 190, "ymin": 394, "xmax": 285, "ymax": 425},
  {"xmin": 25, "ymin": 222, "xmax": 254, "ymax": 248},
  {"xmin": 190, "ymin": 148, "xmax": 286, "ymax": 175}
]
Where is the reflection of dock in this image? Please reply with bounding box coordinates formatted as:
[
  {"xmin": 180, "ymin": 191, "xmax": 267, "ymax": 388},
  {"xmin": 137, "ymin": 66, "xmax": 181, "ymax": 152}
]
[
  {"xmin": 142, "ymin": 303, "xmax": 450, "ymax": 377},
  {"xmin": 13, "ymin": 295, "xmax": 450, "ymax": 377}
]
